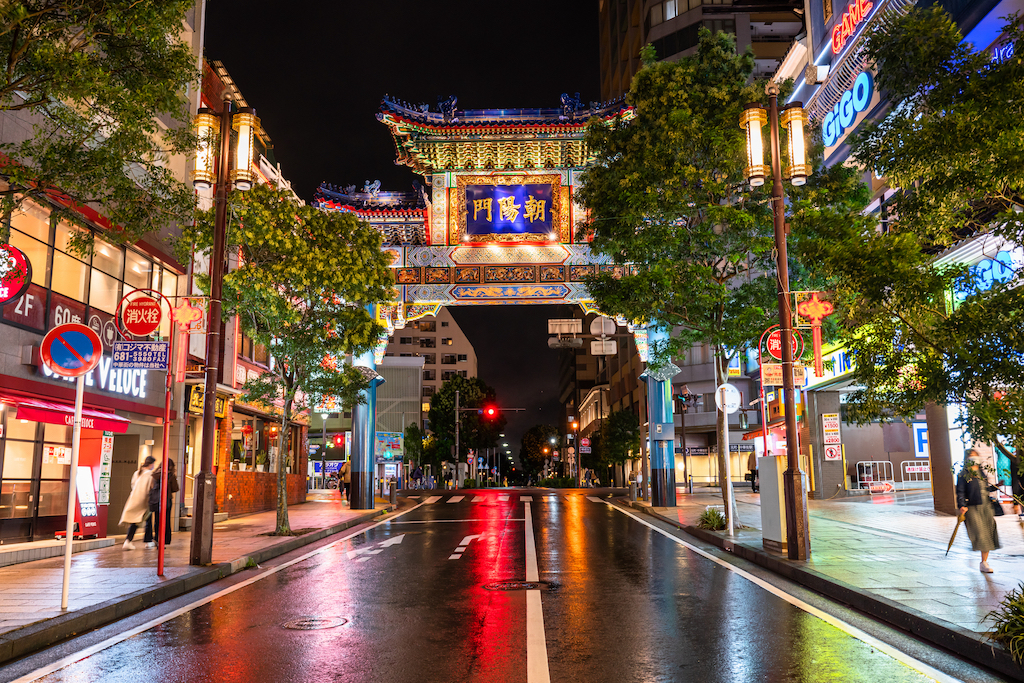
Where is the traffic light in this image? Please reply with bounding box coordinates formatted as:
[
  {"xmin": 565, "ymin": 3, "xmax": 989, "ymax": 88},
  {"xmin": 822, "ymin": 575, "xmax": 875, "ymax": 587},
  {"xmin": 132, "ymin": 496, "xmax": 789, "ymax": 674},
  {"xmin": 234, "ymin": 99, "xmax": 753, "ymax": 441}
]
[
  {"xmin": 333, "ymin": 434, "xmax": 343, "ymax": 448},
  {"xmin": 479, "ymin": 405, "xmax": 499, "ymax": 419}
]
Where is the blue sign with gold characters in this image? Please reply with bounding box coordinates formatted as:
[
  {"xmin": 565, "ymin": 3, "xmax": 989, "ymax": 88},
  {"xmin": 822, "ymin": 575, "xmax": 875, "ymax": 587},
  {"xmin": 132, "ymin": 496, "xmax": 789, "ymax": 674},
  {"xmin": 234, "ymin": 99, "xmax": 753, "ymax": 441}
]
[{"xmin": 465, "ymin": 184, "xmax": 553, "ymax": 236}]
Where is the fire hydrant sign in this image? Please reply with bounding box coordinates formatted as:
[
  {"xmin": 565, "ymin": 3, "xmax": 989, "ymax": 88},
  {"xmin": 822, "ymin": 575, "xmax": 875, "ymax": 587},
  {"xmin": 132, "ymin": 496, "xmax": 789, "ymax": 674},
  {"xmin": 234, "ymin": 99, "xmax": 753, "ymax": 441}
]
[
  {"xmin": 122, "ymin": 296, "xmax": 162, "ymax": 336},
  {"xmin": 112, "ymin": 341, "xmax": 169, "ymax": 370},
  {"xmin": 0, "ymin": 243, "xmax": 32, "ymax": 306},
  {"xmin": 822, "ymin": 413, "xmax": 841, "ymax": 445}
]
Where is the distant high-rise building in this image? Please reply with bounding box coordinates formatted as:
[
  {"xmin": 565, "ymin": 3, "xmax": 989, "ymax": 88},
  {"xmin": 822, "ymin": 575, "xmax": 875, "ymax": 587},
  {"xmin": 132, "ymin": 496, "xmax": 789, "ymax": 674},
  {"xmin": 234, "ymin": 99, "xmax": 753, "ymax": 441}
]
[
  {"xmin": 598, "ymin": 0, "xmax": 806, "ymax": 100},
  {"xmin": 383, "ymin": 307, "xmax": 478, "ymax": 419}
]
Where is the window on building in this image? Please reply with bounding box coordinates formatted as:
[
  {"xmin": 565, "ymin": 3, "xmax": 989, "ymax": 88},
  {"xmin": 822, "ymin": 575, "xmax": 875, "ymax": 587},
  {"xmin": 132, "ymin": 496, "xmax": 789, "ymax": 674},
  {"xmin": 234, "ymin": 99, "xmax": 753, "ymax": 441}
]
[
  {"xmin": 442, "ymin": 354, "xmax": 456, "ymax": 365},
  {"xmin": 457, "ymin": 354, "xmax": 467, "ymax": 362},
  {"xmin": 823, "ymin": 0, "xmax": 833, "ymax": 23},
  {"xmin": 399, "ymin": 337, "xmax": 413, "ymax": 345},
  {"xmin": 423, "ymin": 354, "xmax": 436, "ymax": 365},
  {"xmin": 422, "ymin": 402, "xmax": 431, "ymax": 413},
  {"xmin": 418, "ymin": 321, "xmax": 436, "ymax": 332},
  {"xmin": 441, "ymin": 321, "xmax": 449, "ymax": 327},
  {"xmin": 422, "ymin": 386, "xmax": 435, "ymax": 397},
  {"xmin": 423, "ymin": 370, "xmax": 436, "ymax": 381},
  {"xmin": 420, "ymin": 337, "xmax": 436, "ymax": 348},
  {"xmin": 400, "ymin": 353, "xmax": 412, "ymax": 357},
  {"xmin": 442, "ymin": 371, "xmax": 455, "ymax": 381},
  {"xmin": 124, "ymin": 249, "xmax": 152, "ymax": 290},
  {"xmin": 458, "ymin": 370, "xmax": 467, "ymax": 378},
  {"xmin": 441, "ymin": 338, "xmax": 453, "ymax": 345}
]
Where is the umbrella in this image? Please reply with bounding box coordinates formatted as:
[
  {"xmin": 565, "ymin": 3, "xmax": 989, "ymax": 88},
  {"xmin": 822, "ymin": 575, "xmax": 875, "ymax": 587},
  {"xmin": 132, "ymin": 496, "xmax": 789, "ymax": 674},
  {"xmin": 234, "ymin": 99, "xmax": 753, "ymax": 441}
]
[{"xmin": 946, "ymin": 512, "xmax": 966, "ymax": 556}]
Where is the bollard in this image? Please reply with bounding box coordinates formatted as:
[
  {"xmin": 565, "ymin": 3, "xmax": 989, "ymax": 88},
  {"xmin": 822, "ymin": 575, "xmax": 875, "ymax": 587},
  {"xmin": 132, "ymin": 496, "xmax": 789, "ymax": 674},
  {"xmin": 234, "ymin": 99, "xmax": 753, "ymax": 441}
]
[
  {"xmin": 688, "ymin": 475, "xmax": 693, "ymax": 495},
  {"xmin": 629, "ymin": 482, "xmax": 637, "ymax": 502},
  {"xmin": 389, "ymin": 481, "xmax": 397, "ymax": 505}
]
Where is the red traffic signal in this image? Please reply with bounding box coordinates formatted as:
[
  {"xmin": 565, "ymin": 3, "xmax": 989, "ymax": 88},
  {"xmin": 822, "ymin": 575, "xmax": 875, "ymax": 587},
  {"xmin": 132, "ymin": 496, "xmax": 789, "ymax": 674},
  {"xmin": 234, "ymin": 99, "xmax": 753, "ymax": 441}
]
[
  {"xmin": 333, "ymin": 434, "xmax": 343, "ymax": 448},
  {"xmin": 478, "ymin": 405, "xmax": 499, "ymax": 419}
]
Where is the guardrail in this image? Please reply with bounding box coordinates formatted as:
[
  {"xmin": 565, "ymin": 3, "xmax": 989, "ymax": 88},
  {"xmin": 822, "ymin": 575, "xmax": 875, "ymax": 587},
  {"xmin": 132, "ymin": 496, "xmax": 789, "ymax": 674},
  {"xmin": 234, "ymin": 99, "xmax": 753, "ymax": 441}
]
[
  {"xmin": 899, "ymin": 460, "xmax": 931, "ymax": 489},
  {"xmin": 856, "ymin": 460, "xmax": 895, "ymax": 490}
]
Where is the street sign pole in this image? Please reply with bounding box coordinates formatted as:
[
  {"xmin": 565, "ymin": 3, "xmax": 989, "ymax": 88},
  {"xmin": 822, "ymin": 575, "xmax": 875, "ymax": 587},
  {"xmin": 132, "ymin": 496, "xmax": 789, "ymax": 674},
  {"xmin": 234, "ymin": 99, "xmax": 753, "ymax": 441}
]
[
  {"xmin": 157, "ymin": 329, "xmax": 174, "ymax": 577},
  {"xmin": 60, "ymin": 375, "xmax": 85, "ymax": 610}
]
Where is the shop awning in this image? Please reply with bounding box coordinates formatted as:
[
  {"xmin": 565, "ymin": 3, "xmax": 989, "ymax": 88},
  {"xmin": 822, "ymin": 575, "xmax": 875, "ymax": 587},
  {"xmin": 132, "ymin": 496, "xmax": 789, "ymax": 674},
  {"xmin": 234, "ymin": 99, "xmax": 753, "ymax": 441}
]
[
  {"xmin": 742, "ymin": 421, "xmax": 787, "ymax": 440},
  {"xmin": 2, "ymin": 395, "xmax": 131, "ymax": 433}
]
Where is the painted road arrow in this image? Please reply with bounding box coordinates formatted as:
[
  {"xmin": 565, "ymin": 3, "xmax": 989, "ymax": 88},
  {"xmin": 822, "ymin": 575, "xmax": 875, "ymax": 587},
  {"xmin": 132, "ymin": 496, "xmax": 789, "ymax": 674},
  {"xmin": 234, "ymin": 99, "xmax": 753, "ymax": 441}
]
[
  {"xmin": 449, "ymin": 534, "xmax": 484, "ymax": 560},
  {"xmin": 348, "ymin": 534, "xmax": 406, "ymax": 562}
]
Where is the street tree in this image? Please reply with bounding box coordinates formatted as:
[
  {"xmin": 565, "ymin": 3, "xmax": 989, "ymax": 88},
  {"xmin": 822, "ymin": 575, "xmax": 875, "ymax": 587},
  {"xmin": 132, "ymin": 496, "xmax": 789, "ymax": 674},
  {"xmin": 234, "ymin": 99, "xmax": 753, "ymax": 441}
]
[
  {"xmin": 576, "ymin": 29, "xmax": 867, "ymax": 519},
  {"xmin": 404, "ymin": 422, "xmax": 425, "ymax": 466},
  {"xmin": 427, "ymin": 375, "xmax": 506, "ymax": 478},
  {"xmin": 0, "ymin": 0, "xmax": 199, "ymax": 249},
  {"xmin": 795, "ymin": 9, "xmax": 1024, "ymax": 455},
  {"xmin": 519, "ymin": 424, "xmax": 561, "ymax": 477},
  {"xmin": 182, "ymin": 184, "xmax": 393, "ymax": 535}
]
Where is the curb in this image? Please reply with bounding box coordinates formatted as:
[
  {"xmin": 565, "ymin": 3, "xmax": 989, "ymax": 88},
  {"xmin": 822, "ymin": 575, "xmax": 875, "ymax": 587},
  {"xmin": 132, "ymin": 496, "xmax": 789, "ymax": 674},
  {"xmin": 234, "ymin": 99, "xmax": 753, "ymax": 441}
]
[
  {"xmin": 0, "ymin": 505, "xmax": 392, "ymax": 667},
  {"xmin": 623, "ymin": 500, "xmax": 1024, "ymax": 682}
]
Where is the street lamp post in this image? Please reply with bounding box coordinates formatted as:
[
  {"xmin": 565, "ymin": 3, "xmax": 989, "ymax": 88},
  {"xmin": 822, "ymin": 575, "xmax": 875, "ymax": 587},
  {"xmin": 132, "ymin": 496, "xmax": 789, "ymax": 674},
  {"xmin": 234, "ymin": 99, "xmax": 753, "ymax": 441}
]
[
  {"xmin": 189, "ymin": 96, "xmax": 258, "ymax": 566},
  {"xmin": 740, "ymin": 84, "xmax": 811, "ymax": 560}
]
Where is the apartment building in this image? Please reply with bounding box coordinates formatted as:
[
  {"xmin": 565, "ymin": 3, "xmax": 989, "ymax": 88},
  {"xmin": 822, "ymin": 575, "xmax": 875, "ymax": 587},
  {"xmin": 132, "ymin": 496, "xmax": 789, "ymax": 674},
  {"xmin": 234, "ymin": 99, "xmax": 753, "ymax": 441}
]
[{"xmin": 383, "ymin": 307, "xmax": 478, "ymax": 416}]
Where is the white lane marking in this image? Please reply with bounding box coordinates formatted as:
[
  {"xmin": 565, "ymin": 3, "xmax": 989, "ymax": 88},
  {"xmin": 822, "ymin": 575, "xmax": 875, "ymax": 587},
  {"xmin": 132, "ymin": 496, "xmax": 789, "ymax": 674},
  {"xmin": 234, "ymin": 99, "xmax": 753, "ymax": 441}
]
[
  {"xmin": 448, "ymin": 495, "xmax": 465, "ymax": 503},
  {"xmin": 407, "ymin": 496, "xmax": 420, "ymax": 499},
  {"xmin": 424, "ymin": 495, "xmax": 442, "ymax": 504},
  {"xmin": 604, "ymin": 503, "xmax": 962, "ymax": 683},
  {"xmin": 378, "ymin": 534, "xmax": 406, "ymax": 548},
  {"xmin": 499, "ymin": 495, "xmax": 510, "ymax": 501},
  {"xmin": 520, "ymin": 495, "xmax": 533, "ymax": 502},
  {"xmin": 586, "ymin": 496, "xmax": 604, "ymax": 503},
  {"xmin": 449, "ymin": 554, "xmax": 462, "ymax": 560},
  {"xmin": 472, "ymin": 496, "xmax": 486, "ymax": 502},
  {"xmin": 11, "ymin": 503, "xmax": 428, "ymax": 683},
  {"xmin": 524, "ymin": 502, "xmax": 550, "ymax": 683}
]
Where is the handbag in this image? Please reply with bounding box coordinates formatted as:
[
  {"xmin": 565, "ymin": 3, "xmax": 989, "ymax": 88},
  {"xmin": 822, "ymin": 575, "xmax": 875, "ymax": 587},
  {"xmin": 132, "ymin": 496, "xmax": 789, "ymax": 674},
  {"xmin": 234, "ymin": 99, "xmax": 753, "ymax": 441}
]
[{"xmin": 992, "ymin": 498, "xmax": 1005, "ymax": 516}]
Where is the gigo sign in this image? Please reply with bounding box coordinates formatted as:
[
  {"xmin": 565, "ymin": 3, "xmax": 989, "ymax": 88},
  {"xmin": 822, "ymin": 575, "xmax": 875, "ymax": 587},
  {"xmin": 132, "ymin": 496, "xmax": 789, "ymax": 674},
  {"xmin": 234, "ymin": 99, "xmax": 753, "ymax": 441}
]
[{"xmin": 823, "ymin": 72, "xmax": 874, "ymax": 147}]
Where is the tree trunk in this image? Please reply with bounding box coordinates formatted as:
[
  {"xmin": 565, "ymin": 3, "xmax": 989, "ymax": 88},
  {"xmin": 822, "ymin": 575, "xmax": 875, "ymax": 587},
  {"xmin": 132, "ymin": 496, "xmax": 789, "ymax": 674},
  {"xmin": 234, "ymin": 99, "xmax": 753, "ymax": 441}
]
[
  {"xmin": 714, "ymin": 348, "xmax": 737, "ymax": 526},
  {"xmin": 276, "ymin": 397, "xmax": 293, "ymax": 535}
]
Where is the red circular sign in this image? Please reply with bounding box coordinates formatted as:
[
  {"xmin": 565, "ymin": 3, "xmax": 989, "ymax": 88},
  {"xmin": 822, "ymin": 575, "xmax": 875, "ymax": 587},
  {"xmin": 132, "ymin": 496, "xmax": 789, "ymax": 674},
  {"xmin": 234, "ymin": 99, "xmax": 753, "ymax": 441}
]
[
  {"xmin": 766, "ymin": 329, "xmax": 799, "ymax": 361},
  {"xmin": 41, "ymin": 324, "xmax": 103, "ymax": 377},
  {"xmin": 0, "ymin": 243, "xmax": 32, "ymax": 306},
  {"xmin": 122, "ymin": 296, "xmax": 162, "ymax": 336}
]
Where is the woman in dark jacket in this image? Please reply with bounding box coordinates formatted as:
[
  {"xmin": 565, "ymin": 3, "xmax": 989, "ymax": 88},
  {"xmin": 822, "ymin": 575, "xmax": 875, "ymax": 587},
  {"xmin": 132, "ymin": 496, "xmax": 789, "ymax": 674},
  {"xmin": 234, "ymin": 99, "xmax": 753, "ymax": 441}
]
[
  {"xmin": 148, "ymin": 459, "xmax": 180, "ymax": 547},
  {"xmin": 956, "ymin": 450, "xmax": 1001, "ymax": 573}
]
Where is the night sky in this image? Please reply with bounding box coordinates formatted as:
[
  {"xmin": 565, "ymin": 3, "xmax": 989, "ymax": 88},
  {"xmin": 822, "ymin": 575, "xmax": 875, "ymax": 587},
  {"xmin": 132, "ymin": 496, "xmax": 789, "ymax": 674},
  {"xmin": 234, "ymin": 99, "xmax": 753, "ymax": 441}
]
[{"xmin": 203, "ymin": 2, "xmax": 602, "ymax": 454}]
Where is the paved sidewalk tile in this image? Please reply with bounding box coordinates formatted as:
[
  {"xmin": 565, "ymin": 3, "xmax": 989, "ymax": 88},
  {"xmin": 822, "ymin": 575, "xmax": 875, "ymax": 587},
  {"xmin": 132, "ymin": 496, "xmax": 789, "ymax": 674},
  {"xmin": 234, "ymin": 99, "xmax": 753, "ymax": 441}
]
[
  {"xmin": 662, "ymin": 488, "xmax": 1024, "ymax": 636},
  {"xmin": 0, "ymin": 491, "xmax": 386, "ymax": 641}
]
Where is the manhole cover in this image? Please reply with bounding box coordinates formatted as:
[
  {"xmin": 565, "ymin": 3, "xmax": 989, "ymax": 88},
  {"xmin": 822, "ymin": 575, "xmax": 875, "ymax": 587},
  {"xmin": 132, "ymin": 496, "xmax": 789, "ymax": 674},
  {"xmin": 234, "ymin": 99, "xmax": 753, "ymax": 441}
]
[
  {"xmin": 483, "ymin": 581, "xmax": 542, "ymax": 591},
  {"xmin": 282, "ymin": 616, "xmax": 348, "ymax": 630}
]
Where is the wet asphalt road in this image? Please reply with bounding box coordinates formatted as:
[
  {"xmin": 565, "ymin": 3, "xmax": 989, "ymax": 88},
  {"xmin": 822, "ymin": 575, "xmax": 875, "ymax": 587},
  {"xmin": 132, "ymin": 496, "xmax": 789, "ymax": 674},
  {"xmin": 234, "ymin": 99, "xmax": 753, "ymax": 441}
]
[{"xmin": 0, "ymin": 490, "xmax": 990, "ymax": 682}]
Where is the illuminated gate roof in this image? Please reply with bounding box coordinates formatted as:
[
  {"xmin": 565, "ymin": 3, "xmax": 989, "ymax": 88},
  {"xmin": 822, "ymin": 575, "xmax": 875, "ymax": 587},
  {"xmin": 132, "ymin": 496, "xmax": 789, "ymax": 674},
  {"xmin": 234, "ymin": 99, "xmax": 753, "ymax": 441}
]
[{"xmin": 377, "ymin": 96, "xmax": 629, "ymax": 175}]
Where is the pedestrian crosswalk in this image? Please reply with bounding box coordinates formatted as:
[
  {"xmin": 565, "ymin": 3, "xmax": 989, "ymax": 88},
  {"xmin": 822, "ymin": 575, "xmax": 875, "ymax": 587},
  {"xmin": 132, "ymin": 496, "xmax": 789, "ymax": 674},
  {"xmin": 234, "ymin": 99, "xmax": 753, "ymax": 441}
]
[{"xmin": 405, "ymin": 493, "xmax": 598, "ymax": 504}]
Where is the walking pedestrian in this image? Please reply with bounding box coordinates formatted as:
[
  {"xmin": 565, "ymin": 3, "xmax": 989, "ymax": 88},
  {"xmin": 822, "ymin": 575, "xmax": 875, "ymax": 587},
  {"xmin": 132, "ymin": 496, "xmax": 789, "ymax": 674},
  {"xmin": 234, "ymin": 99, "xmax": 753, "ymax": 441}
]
[
  {"xmin": 747, "ymin": 452, "xmax": 759, "ymax": 493},
  {"xmin": 148, "ymin": 459, "xmax": 179, "ymax": 547},
  {"xmin": 119, "ymin": 456, "xmax": 156, "ymax": 550},
  {"xmin": 956, "ymin": 449, "xmax": 1002, "ymax": 573},
  {"xmin": 340, "ymin": 458, "xmax": 351, "ymax": 503}
]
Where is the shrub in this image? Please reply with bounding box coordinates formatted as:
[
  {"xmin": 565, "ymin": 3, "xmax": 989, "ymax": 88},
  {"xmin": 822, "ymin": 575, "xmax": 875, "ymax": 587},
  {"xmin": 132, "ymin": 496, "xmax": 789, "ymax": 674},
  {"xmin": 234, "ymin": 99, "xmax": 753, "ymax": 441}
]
[
  {"xmin": 462, "ymin": 478, "xmax": 477, "ymax": 488},
  {"xmin": 537, "ymin": 476, "xmax": 575, "ymax": 488},
  {"xmin": 697, "ymin": 507, "xmax": 727, "ymax": 531},
  {"xmin": 988, "ymin": 583, "xmax": 1024, "ymax": 664}
]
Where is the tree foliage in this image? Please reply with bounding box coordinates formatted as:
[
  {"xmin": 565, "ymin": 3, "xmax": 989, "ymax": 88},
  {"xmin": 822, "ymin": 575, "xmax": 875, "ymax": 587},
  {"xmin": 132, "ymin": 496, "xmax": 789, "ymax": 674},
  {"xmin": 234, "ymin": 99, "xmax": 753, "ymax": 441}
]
[
  {"xmin": 577, "ymin": 29, "xmax": 867, "ymax": 517},
  {"xmin": 519, "ymin": 424, "xmax": 561, "ymax": 477},
  {"xmin": 600, "ymin": 408, "xmax": 641, "ymax": 465},
  {"xmin": 0, "ymin": 0, "xmax": 199, "ymax": 249},
  {"xmin": 796, "ymin": 9, "xmax": 1024, "ymax": 450},
  {"xmin": 427, "ymin": 375, "xmax": 506, "ymax": 470},
  {"xmin": 182, "ymin": 184, "xmax": 393, "ymax": 534}
]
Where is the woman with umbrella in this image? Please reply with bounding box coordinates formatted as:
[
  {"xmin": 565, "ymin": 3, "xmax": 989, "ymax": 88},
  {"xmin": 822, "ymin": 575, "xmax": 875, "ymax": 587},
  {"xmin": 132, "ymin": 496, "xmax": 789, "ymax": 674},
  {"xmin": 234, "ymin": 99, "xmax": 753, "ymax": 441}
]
[{"xmin": 956, "ymin": 449, "xmax": 1002, "ymax": 573}]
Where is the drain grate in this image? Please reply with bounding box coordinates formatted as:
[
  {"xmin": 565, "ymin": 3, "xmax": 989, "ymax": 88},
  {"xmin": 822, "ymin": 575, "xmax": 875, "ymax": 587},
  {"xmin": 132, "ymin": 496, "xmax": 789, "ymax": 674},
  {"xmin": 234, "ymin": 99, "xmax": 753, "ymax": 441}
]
[
  {"xmin": 282, "ymin": 616, "xmax": 348, "ymax": 630},
  {"xmin": 484, "ymin": 581, "xmax": 542, "ymax": 591}
]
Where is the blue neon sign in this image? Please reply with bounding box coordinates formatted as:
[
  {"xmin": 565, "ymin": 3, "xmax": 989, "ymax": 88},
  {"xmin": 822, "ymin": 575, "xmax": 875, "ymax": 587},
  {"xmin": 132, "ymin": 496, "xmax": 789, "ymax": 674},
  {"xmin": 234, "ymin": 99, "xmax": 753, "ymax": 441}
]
[{"xmin": 822, "ymin": 72, "xmax": 874, "ymax": 147}]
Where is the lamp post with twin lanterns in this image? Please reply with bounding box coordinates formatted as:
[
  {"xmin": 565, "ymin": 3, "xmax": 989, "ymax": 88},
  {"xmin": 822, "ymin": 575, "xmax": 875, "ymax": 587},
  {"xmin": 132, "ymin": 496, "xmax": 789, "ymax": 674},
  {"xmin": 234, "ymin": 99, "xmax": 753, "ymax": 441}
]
[
  {"xmin": 739, "ymin": 83, "xmax": 811, "ymax": 560},
  {"xmin": 189, "ymin": 97, "xmax": 259, "ymax": 566}
]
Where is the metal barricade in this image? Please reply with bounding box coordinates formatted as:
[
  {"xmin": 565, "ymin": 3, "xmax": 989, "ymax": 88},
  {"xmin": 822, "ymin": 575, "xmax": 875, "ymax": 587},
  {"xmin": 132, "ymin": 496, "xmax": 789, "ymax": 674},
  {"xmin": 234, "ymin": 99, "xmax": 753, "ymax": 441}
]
[
  {"xmin": 899, "ymin": 461, "xmax": 931, "ymax": 489},
  {"xmin": 856, "ymin": 461, "xmax": 895, "ymax": 489}
]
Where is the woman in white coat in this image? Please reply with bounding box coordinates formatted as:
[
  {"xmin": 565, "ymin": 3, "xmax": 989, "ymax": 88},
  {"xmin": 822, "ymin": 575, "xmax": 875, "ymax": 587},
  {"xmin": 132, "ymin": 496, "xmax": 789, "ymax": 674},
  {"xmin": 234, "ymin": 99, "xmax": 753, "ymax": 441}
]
[{"xmin": 119, "ymin": 456, "xmax": 156, "ymax": 550}]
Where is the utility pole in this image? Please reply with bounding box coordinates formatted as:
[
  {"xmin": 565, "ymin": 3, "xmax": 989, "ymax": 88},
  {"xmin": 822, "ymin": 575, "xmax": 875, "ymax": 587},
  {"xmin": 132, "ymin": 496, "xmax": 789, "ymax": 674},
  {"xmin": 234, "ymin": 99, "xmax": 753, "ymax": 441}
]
[{"xmin": 454, "ymin": 389, "xmax": 460, "ymax": 488}]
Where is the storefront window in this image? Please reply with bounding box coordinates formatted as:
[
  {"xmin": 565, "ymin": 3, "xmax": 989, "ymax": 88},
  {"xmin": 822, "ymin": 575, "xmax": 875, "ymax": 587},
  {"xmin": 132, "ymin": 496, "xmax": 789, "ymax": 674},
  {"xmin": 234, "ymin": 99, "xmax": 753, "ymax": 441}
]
[
  {"xmin": 11, "ymin": 200, "xmax": 50, "ymax": 241},
  {"xmin": 0, "ymin": 481, "xmax": 32, "ymax": 519},
  {"xmin": 51, "ymin": 252, "xmax": 89, "ymax": 301},
  {"xmin": 36, "ymin": 481, "xmax": 69, "ymax": 517},
  {"xmin": 92, "ymin": 238, "xmax": 124, "ymax": 278},
  {"xmin": 55, "ymin": 221, "xmax": 88, "ymax": 254},
  {"xmin": 6, "ymin": 418, "xmax": 38, "ymax": 441},
  {"xmin": 2, "ymin": 440, "xmax": 35, "ymax": 479},
  {"xmin": 125, "ymin": 250, "xmax": 152, "ymax": 290},
  {"xmin": 89, "ymin": 269, "xmax": 120, "ymax": 314},
  {"xmin": 9, "ymin": 230, "xmax": 51, "ymax": 287}
]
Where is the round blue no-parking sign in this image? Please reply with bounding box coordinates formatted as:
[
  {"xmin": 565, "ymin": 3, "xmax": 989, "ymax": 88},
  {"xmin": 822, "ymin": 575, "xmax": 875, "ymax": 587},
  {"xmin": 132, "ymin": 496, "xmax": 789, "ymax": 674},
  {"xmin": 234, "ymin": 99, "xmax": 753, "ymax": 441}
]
[{"xmin": 40, "ymin": 324, "xmax": 103, "ymax": 377}]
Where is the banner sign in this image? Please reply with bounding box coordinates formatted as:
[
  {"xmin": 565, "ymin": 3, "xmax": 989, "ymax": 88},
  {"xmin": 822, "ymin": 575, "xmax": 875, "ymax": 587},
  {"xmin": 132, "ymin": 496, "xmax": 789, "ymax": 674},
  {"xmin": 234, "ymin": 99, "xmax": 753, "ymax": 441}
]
[
  {"xmin": 465, "ymin": 184, "xmax": 553, "ymax": 236},
  {"xmin": 375, "ymin": 431, "xmax": 404, "ymax": 461},
  {"xmin": 822, "ymin": 413, "xmax": 842, "ymax": 445},
  {"xmin": 762, "ymin": 363, "xmax": 806, "ymax": 386},
  {"xmin": 112, "ymin": 341, "xmax": 169, "ymax": 370},
  {"xmin": 98, "ymin": 432, "xmax": 114, "ymax": 504}
]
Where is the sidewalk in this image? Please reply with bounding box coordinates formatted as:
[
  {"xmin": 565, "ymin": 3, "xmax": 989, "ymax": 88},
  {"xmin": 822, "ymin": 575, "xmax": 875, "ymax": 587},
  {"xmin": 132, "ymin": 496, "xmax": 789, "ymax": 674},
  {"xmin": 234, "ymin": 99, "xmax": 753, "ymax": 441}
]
[
  {"xmin": 0, "ymin": 492, "xmax": 393, "ymax": 665},
  {"xmin": 629, "ymin": 488, "xmax": 1024, "ymax": 681}
]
